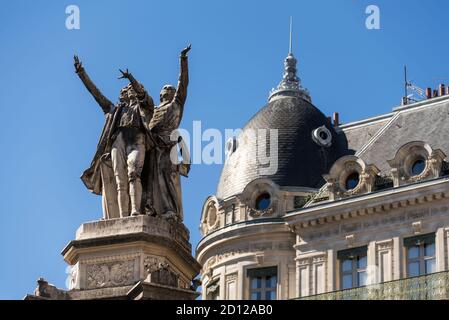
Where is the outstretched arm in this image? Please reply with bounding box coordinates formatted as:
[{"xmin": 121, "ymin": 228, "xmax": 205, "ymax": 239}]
[
  {"xmin": 74, "ymin": 55, "xmax": 114, "ymax": 114},
  {"xmin": 173, "ymin": 44, "xmax": 191, "ymax": 107},
  {"xmin": 119, "ymin": 69, "xmax": 147, "ymax": 99},
  {"xmin": 118, "ymin": 69, "xmax": 154, "ymax": 120}
]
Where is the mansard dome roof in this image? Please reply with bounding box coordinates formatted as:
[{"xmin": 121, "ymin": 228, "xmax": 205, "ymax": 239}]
[{"xmin": 216, "ymin": 95, "xmax": 344, "ymax": 200}]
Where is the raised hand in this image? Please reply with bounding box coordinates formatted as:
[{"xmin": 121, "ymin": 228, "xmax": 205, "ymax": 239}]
[
  {"xmin": 181, "ymin": 44, "xmax": 192, "ymax": 57},
  {"xmin": 118, "ymin": 68, "xmax": 132, "ymax": 80},
  {"xmin": 74, "ymin": 55, "xmax": 83, "ymax": 73}
]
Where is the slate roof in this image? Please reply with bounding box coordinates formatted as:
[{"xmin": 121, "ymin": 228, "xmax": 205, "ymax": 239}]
[
  {"xmin": 337, "ymin": 114, "xmax": 393, "ymax": 155},
  {"xmin": 355, "ymin": 97, "xmax": 449, "ymax": 174},
  {"xmin": 216, "ymin": 96, "xmax": 347, "ymax": 200},
  {"xmin": 215, "ymin": 93, "xmax": 449, "ymax": 201}
]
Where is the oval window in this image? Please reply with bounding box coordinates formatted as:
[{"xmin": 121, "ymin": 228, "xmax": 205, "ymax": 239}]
[
  {"xmin": 319, "ymin": 131, "xmax": 329, "ymax": 141},
  {"xmin": 411, "ymin": 158, "xmax": 426, "ymax": 176},
  {"xmin": 312, "ymin": 126, "xmax": 332, "ymax": 147},
  {"xmin": 345, "ymin": 172, "xmax": 360, "ymax": 190},
  {"xmin": 255, "ymin": 193, "xmax": 271, "ymax": 211}
]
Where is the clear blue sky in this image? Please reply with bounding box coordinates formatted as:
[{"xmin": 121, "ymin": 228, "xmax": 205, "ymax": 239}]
[{"xmin": 1, "ymin": 0, "xmax": 449, "ymax": 299}]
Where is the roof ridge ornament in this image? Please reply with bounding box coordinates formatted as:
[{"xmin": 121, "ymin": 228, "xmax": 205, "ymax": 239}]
[{"xmin": 268, "ymin": 17, "xmax": 311, "ymax": 103}]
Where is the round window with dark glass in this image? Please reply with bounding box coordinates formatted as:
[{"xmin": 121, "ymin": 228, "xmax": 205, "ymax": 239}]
[
  {"xmin": 319, "ymin": 131, "xmax": 328, "ymax": 141},
  {"xmin": 345, "ymin": 172, "xmax": 360, "ymax": 190},
  {"xmin": 411, "ymin": 158, "xmax": 426, "ymax": 176},
  {"xmin": 255, "ymin": 193, "xmax": 271, "ymax": 211}
]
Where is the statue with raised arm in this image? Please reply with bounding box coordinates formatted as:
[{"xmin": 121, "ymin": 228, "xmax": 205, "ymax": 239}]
[
  {"xmin": 74, "ymin": 45, "xmax": 191, "ymax": 222},
  {"xmin": 144, "ymin": 44, "xmax": 192, "ymax": 221},
  {"xmin": 74, "ymin": 55, "xmax": 155, "ymax": 219}
]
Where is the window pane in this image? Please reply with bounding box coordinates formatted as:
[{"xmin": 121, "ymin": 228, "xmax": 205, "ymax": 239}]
[
  {"xmin": 266, "ymin": 275, "xmax": 277, "ymax": 289},
  {"xmin": 252, "ymin": 277, "xmax": 262, "ymax": 289},
  {"xmin": 411, "ymin": 159, "xmax": 426, "ymax": 176},
  {"xmin": 345, "ymin": 172, "xmax": 360, "ymax": 190},
  {"xmin": 358, "ymin": 271, "xmax": 367, "ymax": 287},
  {"xmin": 265, "ymin": 276, "xmax": 271, "ymax": 289},
  {"xmin": 251, "ymin": 278, "xmax": 257, "ymax": 289},
  {"xmin": 342, "ymin": 274, "xmax": 353, "ymax": 289},
  {"xmin": 251, "ymin": 292, "xmax": 261, "ymax": 300},
  {"xmin": 425, "ymin": 243, "xmax": 435, "ymax": 257},
  {"xmin": 265, "ymin": 290, "xmax": 276, "ymax": 300},
  {"xmin": 342, "ymin": 259, "xmax": 353, "ymax": 272},
  {"xmin": 408, "ymin": 246, "xmax": 419, "ymax": 259},
  {"xmin": 358, "ymin": 256, "xmax": 367, "ymax": 269},
  {"xmin": 408, "ymin": 261, "xmax": 420, "ymax": 277},
  {"xmin": 425, "ymin": 259, "xmax": 436, "ymax": 274}
]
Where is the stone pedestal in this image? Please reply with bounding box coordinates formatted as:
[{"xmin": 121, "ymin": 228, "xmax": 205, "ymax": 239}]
[{"xmin": 26, "ymin": 216, "xmax": 201, "ymax": 300}]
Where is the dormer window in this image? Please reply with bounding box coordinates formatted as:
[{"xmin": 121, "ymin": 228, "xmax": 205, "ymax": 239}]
[
  {"xmin": 345, "ymin": 172, "xmax": 360, "ymax": 191},
  {"xmin": 323, "ymin": 155, "xmax": 379, "ymax": 200},
  {"xmin": 255, "ymin": 193, "xmax": 271, "ymax": 211},
  {"xmin": 411, "ymin": 157, "xmax": 426, "ymax": 176},
  {"xmin": 387, "ymin": 142, "xmax": 446, "ymax": 187}
]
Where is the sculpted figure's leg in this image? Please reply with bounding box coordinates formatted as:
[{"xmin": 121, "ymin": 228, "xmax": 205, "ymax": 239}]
[
  {"xmin": 127, "ymin": 135, "xmax": 146, "ymax": 216},
  {"xmin": 111, "ymin": 134, "xmax": 130, "ymax": 217}
]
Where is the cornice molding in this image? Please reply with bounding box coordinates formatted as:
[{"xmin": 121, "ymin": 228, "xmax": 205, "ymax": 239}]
[{"xmin": 285, "ymin": 177, "xmax": 449, "ymax": 231}]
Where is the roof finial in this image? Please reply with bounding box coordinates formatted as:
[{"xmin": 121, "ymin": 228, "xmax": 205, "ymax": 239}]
[
  {"xmin": 268, "ymin": 17, "xmax": 311, "ymax": 103},
  {"xmin": 289, "ymin": 16, "xmax": 293, "ymax": 54}
]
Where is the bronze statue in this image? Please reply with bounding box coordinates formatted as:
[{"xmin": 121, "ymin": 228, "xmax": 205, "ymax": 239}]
[{"xmin": 74, "ymin": 45, "xmax": 191, "ymax": 221}]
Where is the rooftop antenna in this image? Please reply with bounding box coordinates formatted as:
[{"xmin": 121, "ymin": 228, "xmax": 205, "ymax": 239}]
[
  {"xmin": 404, "ymin": 65, "xmax": 408, "ymax": 99},
  {"xmin": 289, "ymin": 16, "xmax": 293, "ymax": 54},
  {"xmin": 404, "ymin": 66, "xmax": 426, "ymax": 103}
]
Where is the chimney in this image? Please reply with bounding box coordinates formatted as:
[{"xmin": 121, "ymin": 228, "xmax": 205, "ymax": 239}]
[
  {"xmin": 439, "ymin": 84, "xmax": 446, "ymax": 96},
  {"xmin": 333, "ymin": 112, "xmax": 340, "ymax": 127},
  {"xmin": 327, "ymin": 116, "xmax": 332, "ymax": 124},
  {"xmin": 433, "ymin": 89, "xmax": 439, "ymax": 98},
  {"xmin": 426, "ymin": 88, "xmax": 432, "ymax": 99}
]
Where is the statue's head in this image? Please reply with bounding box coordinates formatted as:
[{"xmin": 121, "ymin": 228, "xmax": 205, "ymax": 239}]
[
  {"xmin": 160, "ymin": 84, "xmax": 176, "ymax": 103},
  {"xmin": 119, "ymin": 84, "xmax": 144, "ymax": 104},
  {"xmin": 119, "ymin": 85, "xmax": 130, "ymax": 103},
  {"xmin": 127, "ymin": 85, "xmax": 138, "ymax": 101}
]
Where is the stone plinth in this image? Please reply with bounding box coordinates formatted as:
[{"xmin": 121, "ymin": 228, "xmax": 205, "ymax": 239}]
[{"xmin": 27, "ymin": 215, "xmax": 201, "ymax": 300}]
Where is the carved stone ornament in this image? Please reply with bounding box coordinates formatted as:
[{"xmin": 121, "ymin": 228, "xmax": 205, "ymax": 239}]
[
  {"xmin": 247, "ymin": 202, "xmax": 276, "ymax": 218},
  {"xmin": 144, "ymin": 256, "xmax": 179, "ymax": 288},
  {"xmin": 339, "ymin": 170, "xmax": 374, "ymax": 197},
  {"xmin": 239, "ymin": 179, "xmax": 280, "ymax": 218},
  {"xmin": 324, "ymin": 155, "xmax": 380, "ymax": 200},
  {"xmin": 387, "ymin": 142, "xmax": 446, "ymax": 187},
  {"xmin": 86, "ymin": 260, "xmax": 134, "ymax": 289},
  {"xmin": 205, "ymin": 202, "xmax": 220, "ymax": 231},
  {"xmin": 200, "ymin": 197, "xmax": 221, "ymax": 236},
  {"xmin": 144, "ymin": 256, "xmax": 167, "ymax": 274}
]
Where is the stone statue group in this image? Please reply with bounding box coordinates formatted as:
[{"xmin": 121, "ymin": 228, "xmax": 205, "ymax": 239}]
[{"xmin": 74, "ymin": 45, "xmax": 191, "ymax": 222}]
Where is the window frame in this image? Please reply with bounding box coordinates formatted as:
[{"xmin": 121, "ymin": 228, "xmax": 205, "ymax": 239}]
[
  {"xmin": 404, "ymin": 233, "xmax": 436, "ymax": 277},
  {"xmin": 247, "ymin": 266, "xmax": 278, "ymax": 300},
  {"xmin": 338, "ymin": 246, "xmax": 368, "ymax": 290}
]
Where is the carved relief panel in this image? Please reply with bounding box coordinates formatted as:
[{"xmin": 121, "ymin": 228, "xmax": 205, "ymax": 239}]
[{"xmin": 85, "ymin": 259, "xmax": 136, "ymax": 289}]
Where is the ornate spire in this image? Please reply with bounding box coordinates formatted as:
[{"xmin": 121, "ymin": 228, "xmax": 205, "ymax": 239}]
[{"xmin": 268, "ymin": 18, "xmax": 311, "ymax": 103}]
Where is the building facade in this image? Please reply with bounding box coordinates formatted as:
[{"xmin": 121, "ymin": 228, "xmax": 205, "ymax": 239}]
[{"xmin": 196, "ymin": 50, "xmax": 449, "ymax": 300}]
